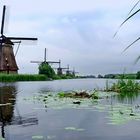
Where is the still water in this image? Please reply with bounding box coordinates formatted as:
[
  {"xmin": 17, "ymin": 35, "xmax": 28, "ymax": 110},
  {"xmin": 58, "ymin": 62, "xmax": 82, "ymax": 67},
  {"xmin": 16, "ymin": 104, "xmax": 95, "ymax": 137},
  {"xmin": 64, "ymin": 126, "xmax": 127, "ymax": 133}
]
[{"xmin": 0, "ymin": 79, "xmax": 140, "ymax": 140}]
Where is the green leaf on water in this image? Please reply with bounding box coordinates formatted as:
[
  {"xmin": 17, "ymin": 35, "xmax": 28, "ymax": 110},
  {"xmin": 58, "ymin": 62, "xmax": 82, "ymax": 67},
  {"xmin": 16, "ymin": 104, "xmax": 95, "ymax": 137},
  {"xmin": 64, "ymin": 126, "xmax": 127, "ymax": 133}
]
[{"xmin": 107, "ymin": 103, "xmax": 140, "ymax": 125}]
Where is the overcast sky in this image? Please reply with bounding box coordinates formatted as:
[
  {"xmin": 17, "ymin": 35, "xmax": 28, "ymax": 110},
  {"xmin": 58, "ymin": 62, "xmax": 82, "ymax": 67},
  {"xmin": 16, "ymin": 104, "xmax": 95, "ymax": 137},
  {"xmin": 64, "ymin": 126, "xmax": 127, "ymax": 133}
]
[{"xmin": 0, "ymin": 0, "xmax": 140, "ymax": 75}]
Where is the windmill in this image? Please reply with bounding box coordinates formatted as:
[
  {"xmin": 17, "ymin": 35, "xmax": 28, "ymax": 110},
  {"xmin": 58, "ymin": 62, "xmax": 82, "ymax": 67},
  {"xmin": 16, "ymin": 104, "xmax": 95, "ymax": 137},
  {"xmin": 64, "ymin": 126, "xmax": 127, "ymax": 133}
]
[
  {"xmin": 0, "ymin": 5, "xmax": 37, "ymax": 74},
  {"xmin": 66, "ymin": 64, "xmax": 70, "ymax": 75},
  {"xmin": 58, "ymin": 64, "xmax": 72, "ymax": 75},
  {"xmin": 70, "ymin": 67, "xmax": 79, "ymax": 77},
  {"xmin": 56, "ymin": 61, "xmax": 69, "ymax": 75},
  {"xmin": 65, "ymin": 65, "xmax": 78, "ymax": 76},
  {"xmin": 31, "ymin": 48, "xmax": 60, "ymax": 66}
]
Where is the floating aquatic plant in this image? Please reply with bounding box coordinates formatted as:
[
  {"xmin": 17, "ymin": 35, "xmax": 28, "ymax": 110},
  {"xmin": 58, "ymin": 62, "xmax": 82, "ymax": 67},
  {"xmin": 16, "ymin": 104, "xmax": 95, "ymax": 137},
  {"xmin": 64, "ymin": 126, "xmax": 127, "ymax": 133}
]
[
  {"xmin": 32, "ymin": 135, "xmax": 44, "ymax": 139},
  {"xmin": 58, "ymin": 91, "xmax": 93, "ymax": 98},
  {"xmin": 23, "ymin": 90, "xmax": 140, "ymax": 125},
  {"xmin": 65, "ymin": 127, "xmax": 85, "ymax": 131},
  {"xmin": 107, "ymin": 103, "xmax": 140, "ymax": 125},
  {"xmin": 23, "ymin": 90, "xmax": 116, "ymax": 110}
]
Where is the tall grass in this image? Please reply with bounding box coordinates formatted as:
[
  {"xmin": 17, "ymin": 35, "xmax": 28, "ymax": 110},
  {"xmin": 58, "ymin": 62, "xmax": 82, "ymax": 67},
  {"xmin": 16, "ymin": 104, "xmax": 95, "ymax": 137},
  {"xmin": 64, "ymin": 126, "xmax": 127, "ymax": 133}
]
[
  {"xmin": 0, "ymin": 74, "xmax": 47, "ymax": 82},
  {"xmin": 110, "ymin": 79, "xmax": 140, "ymax": 93}
]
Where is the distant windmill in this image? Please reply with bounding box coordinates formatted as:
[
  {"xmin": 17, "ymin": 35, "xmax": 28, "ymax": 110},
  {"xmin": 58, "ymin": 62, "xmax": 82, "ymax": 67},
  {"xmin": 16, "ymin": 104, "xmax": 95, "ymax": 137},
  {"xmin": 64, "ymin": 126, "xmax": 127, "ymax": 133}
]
[
  {"xmin": 56, "ymin": 60, "xmax": 69, "ymax": 75},
  {"xmin": 70, "ymin": 67, "xmax": 79, "ymax": 77},
  {"xmin": 66, "ymin": 64, "xmax": 70, "ymax": 75},
  {"xmin": 65, "ymin": 65, "xmax": 78, "ymax": 76},
  {"xmin": 0, "ymin": 5, "xmax": 37, "ymax": 74},
  {"xmin": 31, "ymin": 48, "xmax": 60, "ymax": 66}
]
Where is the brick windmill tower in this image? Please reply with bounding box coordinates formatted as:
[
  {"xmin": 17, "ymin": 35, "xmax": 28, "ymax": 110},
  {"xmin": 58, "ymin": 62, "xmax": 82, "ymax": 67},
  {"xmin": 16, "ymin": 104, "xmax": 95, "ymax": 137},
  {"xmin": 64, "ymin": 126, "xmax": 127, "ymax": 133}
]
[{"xmin": 0, "ymin": 5, "xmax": 37, "ymax": 74}]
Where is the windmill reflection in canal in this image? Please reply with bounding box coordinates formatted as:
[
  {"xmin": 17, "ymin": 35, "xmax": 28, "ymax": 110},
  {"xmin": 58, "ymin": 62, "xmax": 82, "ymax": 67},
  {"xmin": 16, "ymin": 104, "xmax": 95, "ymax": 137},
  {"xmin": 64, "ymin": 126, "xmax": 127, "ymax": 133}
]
[{"xmin": 0, "ymin": 84, "xmax": 38, "ymax": 138}]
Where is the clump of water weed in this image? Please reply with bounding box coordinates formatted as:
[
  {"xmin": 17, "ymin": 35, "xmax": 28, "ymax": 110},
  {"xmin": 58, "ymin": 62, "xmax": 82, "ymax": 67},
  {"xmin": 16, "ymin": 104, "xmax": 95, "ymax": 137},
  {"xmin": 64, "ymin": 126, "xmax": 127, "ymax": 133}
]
[
  {"xmin": 109, "ymin": 79, "xmax": 140, "ymax": 93},
  {"xmin": 58, "ymin": 90, "xmax": 99, "ymax": 99}
]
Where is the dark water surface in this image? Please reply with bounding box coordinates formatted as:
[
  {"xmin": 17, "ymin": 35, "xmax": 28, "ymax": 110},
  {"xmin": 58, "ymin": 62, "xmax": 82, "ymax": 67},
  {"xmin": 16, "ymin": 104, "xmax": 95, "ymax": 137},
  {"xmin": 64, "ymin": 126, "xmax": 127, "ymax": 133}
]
[{"xmin": 0, "ymin": 79, "xmax": 140, "ymax": 140}]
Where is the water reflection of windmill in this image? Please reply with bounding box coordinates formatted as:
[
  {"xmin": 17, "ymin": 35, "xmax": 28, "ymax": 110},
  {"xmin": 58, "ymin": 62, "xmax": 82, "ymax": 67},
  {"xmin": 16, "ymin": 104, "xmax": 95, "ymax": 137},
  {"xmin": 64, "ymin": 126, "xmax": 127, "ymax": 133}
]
[
  {"xmin": 31, "ymin": 48, "xmax": 60, "ymax": 66},
  {"xmin": 0, "ymin": 85, "xmax": 16, "ymax": 138},
  {"xmin": 0, "ymin": 5, "xmax": 37, "ymax": 74},
  {"xmin": 0, "ymin": 84, "xmax": 38, "ymax": 139}
]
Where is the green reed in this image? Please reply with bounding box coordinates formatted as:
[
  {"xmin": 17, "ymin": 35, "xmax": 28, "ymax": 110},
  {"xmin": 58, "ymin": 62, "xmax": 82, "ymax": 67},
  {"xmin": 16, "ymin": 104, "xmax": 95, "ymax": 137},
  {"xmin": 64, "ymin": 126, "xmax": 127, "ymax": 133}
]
[
  {"xmin": 110, "ymin": 79, "xmax": 140, "ymax": 93},
  {"xmin": 0, "ymin": 74, "xmax": 47, "ymax": 82}
]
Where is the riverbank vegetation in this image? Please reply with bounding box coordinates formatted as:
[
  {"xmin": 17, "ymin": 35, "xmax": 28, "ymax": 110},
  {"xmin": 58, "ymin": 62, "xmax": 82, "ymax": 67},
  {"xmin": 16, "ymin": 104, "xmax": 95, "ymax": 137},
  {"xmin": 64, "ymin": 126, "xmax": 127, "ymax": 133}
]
[
  {"xmin": 79, "ymin": 71, "xmax": 140, "ymax": 79},
  {"xmin": 0, "ymin": 73, "xmax": 78, "ymax": 82},
  {"xmin": 0, "ymin": 63, "xmax": 78, "ymax": 82},
  {"xmin": 100, "ymin": 71, "xmax": 140, "ymax": 79},
  {"xmin": 0, "ymin": 74, "xmax": 47, "ymax": 82},
  {"xmin": 38, "ymin": 62, "xmax": 77, "ymax": 80}
]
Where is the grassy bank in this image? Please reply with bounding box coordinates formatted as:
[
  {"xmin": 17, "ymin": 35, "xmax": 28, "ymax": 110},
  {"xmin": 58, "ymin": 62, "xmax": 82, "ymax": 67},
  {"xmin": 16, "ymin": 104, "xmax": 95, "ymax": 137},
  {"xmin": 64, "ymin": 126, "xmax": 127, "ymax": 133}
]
[
  {"xmin": 0, "ymin": 74, "xmax": 78, "ymax": 82},
  {"xmin": 0, "ymin": 74, "xmax": 47, "ymax": 82}
]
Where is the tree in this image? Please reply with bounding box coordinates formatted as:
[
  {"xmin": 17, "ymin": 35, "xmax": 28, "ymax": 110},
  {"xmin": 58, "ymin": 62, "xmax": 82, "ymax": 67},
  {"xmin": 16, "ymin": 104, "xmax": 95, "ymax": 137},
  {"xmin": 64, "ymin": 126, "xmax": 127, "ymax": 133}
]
[
  {"xmin": 39, "ymin": 63, "xmax": 55, "ymax": 78},
  {"xmin": 136, "ymin": 71, "xmax": 140, "ymax": 79},
  {"xmin": 98, "ymin": 74, "xmax": 103, "ymax": 78}
]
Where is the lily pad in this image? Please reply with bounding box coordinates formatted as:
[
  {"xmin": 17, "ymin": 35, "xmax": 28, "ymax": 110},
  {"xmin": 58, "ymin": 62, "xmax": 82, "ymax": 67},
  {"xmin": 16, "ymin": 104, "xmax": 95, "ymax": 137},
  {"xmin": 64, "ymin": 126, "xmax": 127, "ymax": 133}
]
[
  {"xmin": 32, "ymin": 135, "xmax": 44, "ymax": 139},
  {"xmin": 107, "ymin": 103, "xmax": 140, "ymax": 125},
  {"xmin": 23, "ymin": 90, "xmax": 140, "ymax": 125},
  {"xmin": 65, "ymin": 127, "xmax": 85, "ymax": 131}
]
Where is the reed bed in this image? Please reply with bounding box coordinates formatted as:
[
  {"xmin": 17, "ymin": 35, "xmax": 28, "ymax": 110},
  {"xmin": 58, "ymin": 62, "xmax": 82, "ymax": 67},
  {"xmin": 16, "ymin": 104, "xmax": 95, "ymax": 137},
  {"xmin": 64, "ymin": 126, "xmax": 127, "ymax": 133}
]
[
  {"xmin": 0, "ymin": 74, "xmax": 47, "ymax": 82},
  {"xmin": 110, "ymin": 79, "xmax": 140, "ymax": 93}
]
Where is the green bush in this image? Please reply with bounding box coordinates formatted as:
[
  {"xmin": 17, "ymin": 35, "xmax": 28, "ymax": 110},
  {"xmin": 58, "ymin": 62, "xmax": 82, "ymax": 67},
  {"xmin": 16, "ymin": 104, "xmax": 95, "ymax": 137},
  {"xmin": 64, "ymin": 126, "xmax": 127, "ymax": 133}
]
[{"xmin": 136, "ymin": 71, "xmax": 140, "ymax": 79}]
